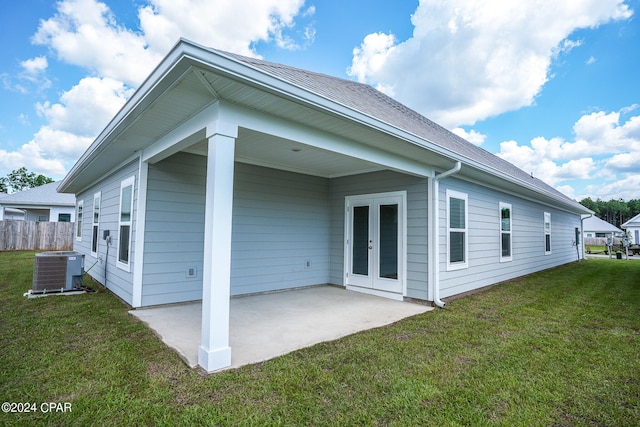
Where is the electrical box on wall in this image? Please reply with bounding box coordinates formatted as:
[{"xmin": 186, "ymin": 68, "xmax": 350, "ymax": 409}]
[{"xmin": 186, "ymin": 266, "xmax": 197, "ymax": 278}]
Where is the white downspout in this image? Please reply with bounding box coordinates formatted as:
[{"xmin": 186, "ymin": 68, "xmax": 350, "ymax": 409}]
[
  {"xmin": 432, "ymin": 161, "xmax": 462, "ymax": 308},
  {"xmin": 581, "ymin": 213, "xmax": 592, "ymax": 260}
]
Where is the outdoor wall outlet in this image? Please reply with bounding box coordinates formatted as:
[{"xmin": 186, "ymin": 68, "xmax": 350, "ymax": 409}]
[
  {"xmin": 305, "ymin": 260, "xmax": 311, "ymax": 269},
  {"xmin": 187, "ymin": 267, "xmax": 197, "ymax": 278}
]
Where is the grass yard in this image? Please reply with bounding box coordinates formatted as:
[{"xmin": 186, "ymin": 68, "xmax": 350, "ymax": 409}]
[{"xmin": 1, "ymin": 251, "xmax": 639, "ymax": 426}]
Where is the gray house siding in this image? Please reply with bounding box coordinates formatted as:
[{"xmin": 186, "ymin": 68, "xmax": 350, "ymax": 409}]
[
  {"xmin": 438, "ymin": 177, "xmax": 583, "ymax": 298},
  {"xmin": 141, "ymin": 154, "xmax": 331, "ymax": 305},
  {"xmin": 75, "ymin": 159, "xmax": 139, "ymax": 305},
  {"xmin": 231, "ymin": 162, "xmax": 331, "ymax": 295},
  {"xmin": 329, "ymin": 171, "xmax": 429, "ymax": 299},
  {"xmin": 142, "ymin": 152, "xmax": 207, "ymax": 306}
]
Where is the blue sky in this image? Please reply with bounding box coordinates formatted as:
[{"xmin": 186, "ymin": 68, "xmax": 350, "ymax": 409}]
[{"xmin": 1, "ymin": 0, "xmax": 638, "ymax": 201}]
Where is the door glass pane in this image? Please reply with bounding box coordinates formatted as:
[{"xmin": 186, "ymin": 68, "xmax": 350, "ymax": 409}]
[
  {"xmin": 379, "ymin": 204, "xmax": 398, "ymax": 279},
  {"xmin": 352, "ymin": 206, "xmax": 369, "ymax": 275}
]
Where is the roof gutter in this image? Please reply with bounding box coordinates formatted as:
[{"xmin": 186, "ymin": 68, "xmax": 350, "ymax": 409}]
[{"xmin": 431, "ymin": 161, "xmax": 462, "ymax": 308}]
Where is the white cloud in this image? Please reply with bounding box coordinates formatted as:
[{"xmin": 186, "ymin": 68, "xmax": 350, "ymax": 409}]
[
  {"xmin": 6, "ymin": 0, "xmax": 312, "ymax": 180},
  {"xmin": 497, "ymin": 107, "xmax": 640, "ymax": 197},
  {"xmin": 0, "ymin": 77, "xmax": 131, "ymax": 180},
  {"xmin": 1, "ymin": 56, "xmax": 51, "ymax": 94},
  {"xmin": 32, "ymin": 0, "xmax": 309, "ymax": 86},
  {"xmin": 35, "ymin": 77, "xmax": 132, "ymax": 137},
  {"xmin": 349, "ymin": 32, "xmax": 397, "ymax": 92},
  {"xmin": 139, "ymin": 0, "xmax": 308, "ymax": 57},
  {"xmin": 348, "ymin": 0, "xmax": 633, "ymax": 128},
  {"xmin": 20, "ymin": 56, "xmax": 48, "ymax": 80},
  {"xmin": 451, "ymin": 127, "xmax": 486, "ymax": 146},
  {"xmin": 32, "ymin": 0, "xmax": 160, "ymax": 87},
  {"xmin": 584, "ymin": 174, "xmax": 640, "ymax": 201},
  {"xmin": 0, "ymin": 141, "xmax": 67, "ymax": 178},
  {"xmin": 605, "ymin": 151, "xmax": 640, "ymax": 172}
]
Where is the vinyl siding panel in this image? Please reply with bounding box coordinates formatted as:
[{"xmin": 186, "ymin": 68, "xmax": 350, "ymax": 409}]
[
  {"xmin": 74, "ymin": 159, "xmax": 139, "ymax": 305},
  {"xmin": 438, "ymin": 177, "xmax": 583, "ymax": 298},
  {"xmin": 231, "ymin": 163, "xmax": 331, "ymax": 295},
  {"xmin": 141, "ymin": 155, "xmax": 331, "ymax": 305},
  {"xmin": 142, "ymin": 152, "xmax": 207, "ymax": 306},
  {"xmin": 329, "ymin": 171, "xmax": 429, "ymax": 299}
]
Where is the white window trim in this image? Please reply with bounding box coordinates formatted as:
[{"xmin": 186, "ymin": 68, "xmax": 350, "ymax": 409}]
[
  {"xmin": 544, "ymin": 212, "xmax": 552, "ymax": 255},
  {"xmin": 500, "ymin": 202, "xmax": 513, "ymax": 262},
  {"xmin": 117, "ymin": 176, "xmax": 135, "ymax": 272},
  {"xmin": 446, "ymin": 189, "xmax": 468, "ymax": 271},
  {"xmin": 76, "ymin": 200, "xmax": 84, "ymax": 241},
  {"xmin": 91, "ymin": 192, "xmax": 101, "ymax": 257}
]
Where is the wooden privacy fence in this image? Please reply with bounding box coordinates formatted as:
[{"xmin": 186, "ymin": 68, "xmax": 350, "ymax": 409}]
[
  {"xmin": 584, "ymin": 237, "xmax": 622, "ymax": 247},
  {"xmin": 0, "ymin": 220, "xmax": 74, "ymax": 251}
]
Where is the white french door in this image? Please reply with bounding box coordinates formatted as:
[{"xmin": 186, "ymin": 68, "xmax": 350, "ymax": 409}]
[{"xmin": 345, "ymin": 192, "xmax": 406, "ymax": 298}]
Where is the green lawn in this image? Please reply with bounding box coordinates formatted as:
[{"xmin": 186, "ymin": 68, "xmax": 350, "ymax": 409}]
[{"xmin": 1, "ymin": 251, "xmax": 639, "ymax": 426}]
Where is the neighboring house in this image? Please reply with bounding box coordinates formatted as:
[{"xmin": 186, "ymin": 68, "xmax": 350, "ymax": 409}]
[
  {"xmin": 0, "ymin": 193, "xmax": 25, "ymax": 219},
  {"xmin": 583, "ymin": 215, "xmax": 623, "ymax": 239},
  {"xmin": 58, "ymin": 39, "xmax": 592, "ymax": 372},
  {"xmin": 621, "ymin": 213, "xmax": 640, "ymax": 244},
  {"xmin": 0, "ymin": 182, "xmax": 75, "ymax": 222}
]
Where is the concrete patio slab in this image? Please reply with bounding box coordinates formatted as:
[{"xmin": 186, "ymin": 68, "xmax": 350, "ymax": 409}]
[{"xmin": 129, "ymin": 286, "xmax": 431, "ymax": 371}]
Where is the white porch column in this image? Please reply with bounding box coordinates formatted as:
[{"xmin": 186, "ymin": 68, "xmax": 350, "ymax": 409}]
[{"xmin": 198, "ymin": 130, "xmax": 236, "ymax": 372}]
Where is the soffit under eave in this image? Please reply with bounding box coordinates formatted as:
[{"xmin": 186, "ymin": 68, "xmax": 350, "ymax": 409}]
[{"xmin": 61, "ymin": 67, "xmax": 218, "ymax": 194}]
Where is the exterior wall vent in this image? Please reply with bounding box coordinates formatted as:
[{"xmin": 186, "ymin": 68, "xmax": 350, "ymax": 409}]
[{"xmin": 32, "ymin": 252, "xmax": 85, "ymax": 293}]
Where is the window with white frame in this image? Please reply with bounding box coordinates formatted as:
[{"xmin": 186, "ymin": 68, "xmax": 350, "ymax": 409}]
[
  {"xmin": 91, "ymin": 192, "xmax": 101, "ymax": 256},
  {"xmin": 544, "ymin": 212, "xmax": 551, "ymax": 254},
  {"xmin": 117, "ymin": 176, "xmax": 135, "ymax": 271},
  {"xmin": 447, "ymin": 190, "xmax": 468, "ymax": 270},
  {"xmin": 76, "ymin": 200, "xmax": 83, "ymax": 241},
  {"xmin": 500, "ymin": 202, "xmax": 512, "ymax": 262}
]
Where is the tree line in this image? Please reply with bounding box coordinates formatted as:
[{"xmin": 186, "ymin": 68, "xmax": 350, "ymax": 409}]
[
  {"xmin": 579, "ymin": 198, "xmax": 640, "ymax": 228},
  {"xmin": 0, "ymin": 167, "xmax": 54, "ymax": 194}
]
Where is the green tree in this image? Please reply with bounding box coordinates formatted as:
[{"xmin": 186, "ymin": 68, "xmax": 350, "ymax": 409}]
[
  {"xmin": 579, "ymin": 197, "xmax": 640, "ymax": 228},
  {"xmin": 628, "ymin": 199, "xmax": 640, "ymax": 219},
  {"xmin": 0, "ymin": 167, "xmax": 54, "ymax": 194},
  {"xmin": 579, "ymin": 197, "xmax": 600, "ymax": 216}
]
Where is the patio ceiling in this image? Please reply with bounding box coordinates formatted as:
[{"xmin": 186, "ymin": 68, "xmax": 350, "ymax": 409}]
[{"xmin": 184, "ymin": 127, "xmax": 387, "ymax": 179}]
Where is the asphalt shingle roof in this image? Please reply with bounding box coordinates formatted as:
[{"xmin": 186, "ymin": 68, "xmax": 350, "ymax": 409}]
[
  {"xmin": 0, "ymin": 182, "xmax": 75, "ymax": 206},
  {"xmin": 583, "ymin": 215, "xmax": 622, "ymax": 233},
  {"xmin": 218, "ymin": 49, "xmax": 577, "ymax": 205}
]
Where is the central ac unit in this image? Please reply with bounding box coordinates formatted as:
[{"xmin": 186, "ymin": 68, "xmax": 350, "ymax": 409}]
[{"xmin": 32, "ymin": 252, "xmax": 85, "ymax": 293}]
